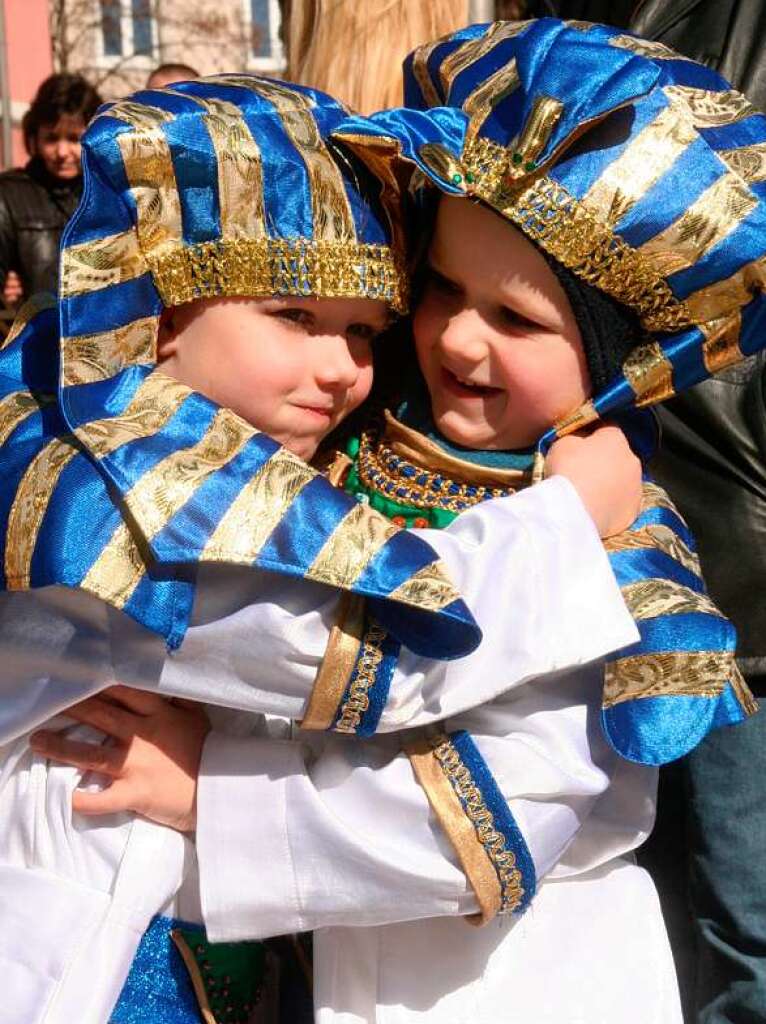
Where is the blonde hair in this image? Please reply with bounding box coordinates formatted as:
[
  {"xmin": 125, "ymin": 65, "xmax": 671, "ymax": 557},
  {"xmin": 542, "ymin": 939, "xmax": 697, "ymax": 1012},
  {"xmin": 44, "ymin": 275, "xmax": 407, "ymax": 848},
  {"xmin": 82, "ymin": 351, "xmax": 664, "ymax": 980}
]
[{"xmin": 287, "ymin": 0, "xmax": 470, "ymax": 113}]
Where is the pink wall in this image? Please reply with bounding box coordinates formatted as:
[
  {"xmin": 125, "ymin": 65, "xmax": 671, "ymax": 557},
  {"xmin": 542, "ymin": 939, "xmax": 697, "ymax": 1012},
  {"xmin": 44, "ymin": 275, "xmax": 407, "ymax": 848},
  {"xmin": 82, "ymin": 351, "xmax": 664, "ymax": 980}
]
[{"xmin": 3, "ymin": 0, "xmax": 53, "ymax": 167}]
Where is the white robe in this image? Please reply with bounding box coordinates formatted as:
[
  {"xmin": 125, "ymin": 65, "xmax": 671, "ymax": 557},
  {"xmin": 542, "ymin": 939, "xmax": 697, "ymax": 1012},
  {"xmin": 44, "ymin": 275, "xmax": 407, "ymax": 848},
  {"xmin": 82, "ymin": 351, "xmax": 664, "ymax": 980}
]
[{"xmin": 0, "ymin": 478, "xmax": 679, "ymax": 1023}]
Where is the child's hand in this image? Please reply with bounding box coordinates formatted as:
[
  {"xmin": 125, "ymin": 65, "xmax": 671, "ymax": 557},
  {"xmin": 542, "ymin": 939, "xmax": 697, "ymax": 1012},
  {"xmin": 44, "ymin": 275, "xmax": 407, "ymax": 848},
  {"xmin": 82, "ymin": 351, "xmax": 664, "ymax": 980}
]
[
  {"xmin": 29, "ymin": 686, "xmax": 210, "ymax": 833},
  {"xmin": 546, "ymin": 424, "xmax": 642, "ymax": 538}
]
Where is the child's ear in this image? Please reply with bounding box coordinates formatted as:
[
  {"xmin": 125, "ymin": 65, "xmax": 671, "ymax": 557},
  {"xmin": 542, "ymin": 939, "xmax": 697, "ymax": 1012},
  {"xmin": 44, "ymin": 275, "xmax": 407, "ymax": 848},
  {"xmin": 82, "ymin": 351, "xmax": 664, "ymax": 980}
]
[{"xmin": 156, "ymin": 307, "xmax": 179, "ymax": 362}]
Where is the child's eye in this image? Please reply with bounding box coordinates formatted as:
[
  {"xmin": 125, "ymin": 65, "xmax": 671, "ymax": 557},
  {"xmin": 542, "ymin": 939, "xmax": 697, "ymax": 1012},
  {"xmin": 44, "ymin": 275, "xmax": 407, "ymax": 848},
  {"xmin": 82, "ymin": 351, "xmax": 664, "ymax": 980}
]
[
  {"xmin": 425, "ymin": 267, "xmax": 462, "ymax": 297},
  {"xmin": 272, "ymin": 307, "xmax": 313, "ymax": 329},
  {"xmin": 347, "ymin": 323, "xmax": 379, "ymax": 343},
  {"xmin": 499, "ymin": 306, "xmax": 539, "ymax": 331}
]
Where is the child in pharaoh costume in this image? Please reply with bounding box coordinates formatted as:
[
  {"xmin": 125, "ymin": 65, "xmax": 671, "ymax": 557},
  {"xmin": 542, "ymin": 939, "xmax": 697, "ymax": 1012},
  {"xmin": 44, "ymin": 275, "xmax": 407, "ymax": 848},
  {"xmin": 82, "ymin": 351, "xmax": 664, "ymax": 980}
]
[
  {"xmin": 300, "ymin": 19, "xmax": 763, "ymax": 1021},
  {"xmin": 86, "ymin": 20, "xmax": 766, "ymax": 1024},
  {"xmin": 0, "ymin": 74, "xmax": 646, "ymax": 1024}
]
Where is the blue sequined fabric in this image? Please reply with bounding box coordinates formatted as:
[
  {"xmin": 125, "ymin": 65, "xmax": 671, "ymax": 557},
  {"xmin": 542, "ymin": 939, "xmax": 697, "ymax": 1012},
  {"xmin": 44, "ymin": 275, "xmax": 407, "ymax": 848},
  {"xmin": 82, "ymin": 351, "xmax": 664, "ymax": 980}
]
[{"xmin": 110, "ymin": 915, "xmax": 203, "ymax": 1024}]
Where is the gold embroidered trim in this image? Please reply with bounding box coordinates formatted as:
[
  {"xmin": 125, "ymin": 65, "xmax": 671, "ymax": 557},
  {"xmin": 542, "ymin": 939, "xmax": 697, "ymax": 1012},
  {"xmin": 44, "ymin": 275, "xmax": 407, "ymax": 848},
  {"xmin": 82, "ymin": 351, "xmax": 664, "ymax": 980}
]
[
  {"xmin": 60, "ymin": 229, "xmax": 146, "ymax": 297},
  {"xmin": 5, "ymin": 436, "xmax": 81, "ymax": 589},
  {"xmin": 148, "ymin": 237, "xmax": 407, "ymax": 314},
  {"xmin": 663, "ymin": 85, "xmax": 759, "ymax": 129},
  {"xmin": 409, "ymin": 37, "xmax": 445, "ymax": 107},
  {"xmin": 463, "ymin": 58, "xmax": 520, "ymax": 147},
  {"xmin": 439, "ymin": 20, "xmax": 532, "ymax": 100},
  {"xmin": 552, "ymin": 398, "xmax": 600, "ymax": 438},
  {"xmin": 409, "ymin": 734, "xmax": 526, "ymax": 922},
  {"xmin": 407, "ymin": 736, "xmax": 501, "ymax": 925},
  {"xmin": 639, "ymin": 480, "xmax": 680, "ymax": 516},
  {"xmin": 334, "ymin": 619, "xmax": 388, "ymax": 734},
  {"xmin": 0, "ymin": 390, "xmax": 50, "ymax": 446},
  {"xmin": 388, "ymin": 560, "xmax": 461, "ymax": 613},
  {"xmin": 200, "ymin": 449, "xmax": 314, "ymax": 564},
  {"xmin": 461, "ymin": 136, "xmax": 695, "ymax": 332},
  {"xmin": 621, "ymin": 578, "xmax": 722, "ymax": 621},
  {"xmin": 300, "ymin": 593, "xmax": 365, "ymax": 732},
  {"xmin": 719, "ymin": 142, "xmax": 766, "ymax": 184},
  {"xmin": 609, "ymin": 35, "xmax": 694, "ymax": 62},
  {"xmin": 61, "ymin": 316, "xmax": 159, "ymax": 386},
  {"xmin": 117, "ymin": 122, "xmax": 183, "ymax": 258},
  {"xmin": 176, "ymin": 92, "xmax": 268, "ymax": 243},
  {"xmin": 2, "ymin": 293, "xmax": 56, "ymax": 349},
  {"xmin": 730, "ymin": 664, "xmax": 759, "ymax": 716},
  {"xmin": 83, "ymin": 407, "xmax": 257, "ymax": 608},
  {"xmin": 582, "ymin": 101, "xmax": 699, "ymax": 228},
  {"xmin": 604, "ymin": 649, "xmax": 736, "ymax": 706},
  {"xmin": 305, "ymin": 500, "xmax": 399, "ymax": 589}
]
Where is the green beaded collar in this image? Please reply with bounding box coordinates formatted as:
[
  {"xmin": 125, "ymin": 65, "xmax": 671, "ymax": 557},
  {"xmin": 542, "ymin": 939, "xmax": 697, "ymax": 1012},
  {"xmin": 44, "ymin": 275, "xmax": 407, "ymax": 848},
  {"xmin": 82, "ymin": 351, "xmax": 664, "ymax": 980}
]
[{"xmin": 344, "ymin": 411, "xmax": 530, "ymax": 529}]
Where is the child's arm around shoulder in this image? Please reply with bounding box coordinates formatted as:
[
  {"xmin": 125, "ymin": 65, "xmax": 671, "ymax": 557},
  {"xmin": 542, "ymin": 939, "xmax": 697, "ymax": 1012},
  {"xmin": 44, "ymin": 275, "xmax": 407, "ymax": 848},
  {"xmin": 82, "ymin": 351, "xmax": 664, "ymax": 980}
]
[{"xmin": 159, "ymin": 424, "xmax": 641, "ymax": 735}]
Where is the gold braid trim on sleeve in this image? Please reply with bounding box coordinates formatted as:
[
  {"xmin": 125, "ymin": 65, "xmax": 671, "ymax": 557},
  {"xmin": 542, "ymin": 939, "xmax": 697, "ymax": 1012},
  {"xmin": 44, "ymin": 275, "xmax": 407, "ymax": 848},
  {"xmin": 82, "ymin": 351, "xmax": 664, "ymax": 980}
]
[
  {"xmin": 299, "ymin": 592, "xmax": 365, "ymax": 731},
  {"xmin": 407, "ymin": 735, "xmax": 528, "ymax": 925},
  {"xmin": 333, "ymin": 620, "xmax": 388, "ymax": 734}
]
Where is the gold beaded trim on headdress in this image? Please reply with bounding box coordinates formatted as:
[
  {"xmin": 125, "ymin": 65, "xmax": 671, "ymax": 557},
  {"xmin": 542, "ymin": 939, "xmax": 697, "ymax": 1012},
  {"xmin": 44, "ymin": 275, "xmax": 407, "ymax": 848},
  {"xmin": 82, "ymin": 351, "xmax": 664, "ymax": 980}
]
[
  {"xmin": 148, "ymin": 237, "xmax": 409, "ymax": 314},
  {"xmin": 424, "ymin": 134, "xmax": 697, "ymax": 334}
]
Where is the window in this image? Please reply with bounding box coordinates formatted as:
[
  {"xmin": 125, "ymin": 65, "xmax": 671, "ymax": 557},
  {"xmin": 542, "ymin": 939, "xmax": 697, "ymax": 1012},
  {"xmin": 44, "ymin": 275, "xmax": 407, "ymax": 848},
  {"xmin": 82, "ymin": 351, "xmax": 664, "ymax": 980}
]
[
  {"xmin": 98, "ymin": 0, "xmax": 156, "ymax": 63},
  {"xmin": 100, "ymin": 0, "xmax": 123, "ymax": 57},
  {"xmin": 247, "ymin": 0, "xmax": 284, "ymax": 70},
  {"xmin": 132, "ymin": 0, "xmax": 153, "ymax": 56}
]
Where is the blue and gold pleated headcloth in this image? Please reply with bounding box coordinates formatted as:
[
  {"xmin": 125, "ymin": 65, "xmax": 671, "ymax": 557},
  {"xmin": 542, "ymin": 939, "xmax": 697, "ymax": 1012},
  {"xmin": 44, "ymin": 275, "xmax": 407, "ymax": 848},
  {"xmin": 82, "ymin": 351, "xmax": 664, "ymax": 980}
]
[
  {"xmin": 341, "ymin": 17, "xmax": 766, "ymax": 442},
  {"xmin": 0, "ymin": 76, "xmax": 480, "ymax": 658},
  {"xmin": 333, "ymin": 21, "xmax": 762, "ymax": 762}
]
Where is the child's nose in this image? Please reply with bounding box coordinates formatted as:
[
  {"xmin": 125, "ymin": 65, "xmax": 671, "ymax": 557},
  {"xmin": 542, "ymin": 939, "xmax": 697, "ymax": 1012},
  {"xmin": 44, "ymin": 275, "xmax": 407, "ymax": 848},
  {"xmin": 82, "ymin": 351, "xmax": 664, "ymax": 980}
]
[
  {"xmin": 315, "ymin": 336, "xmax": 359, "ymax": 389},
  {"xmin": 439, "ymin": 308, "xmax": 488, "ymax": 365}
]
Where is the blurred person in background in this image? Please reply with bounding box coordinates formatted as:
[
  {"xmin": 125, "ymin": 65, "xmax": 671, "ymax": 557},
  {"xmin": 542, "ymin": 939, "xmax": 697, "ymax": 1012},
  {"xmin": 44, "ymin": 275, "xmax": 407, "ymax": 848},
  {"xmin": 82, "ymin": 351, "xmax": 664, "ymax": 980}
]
[
  {"xmin": 525, "ymin": 3, "xmax": 766, "ymax": 1022},
  {"xmin": 146, "ymin": 62, "xmax": 199, "ymax": 89},
  {"xmin": 0, "ymin": 73, "xmax": 101, "ymax": 306},
  {"xmin": 285, "ymin": 0, "xmax": 469, "ymax": 112}
]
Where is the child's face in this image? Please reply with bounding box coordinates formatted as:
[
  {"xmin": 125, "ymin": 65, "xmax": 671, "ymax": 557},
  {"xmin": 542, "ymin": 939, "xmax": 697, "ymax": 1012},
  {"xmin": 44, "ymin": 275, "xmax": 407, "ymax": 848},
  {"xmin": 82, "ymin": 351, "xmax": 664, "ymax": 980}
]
[
  {"xmin": 414, "ymin": 196, "xmax": 591, "ymax": 450},
  {"xmin": 158, "ymin": 294, "xmax": 387, "ymax": 460}
]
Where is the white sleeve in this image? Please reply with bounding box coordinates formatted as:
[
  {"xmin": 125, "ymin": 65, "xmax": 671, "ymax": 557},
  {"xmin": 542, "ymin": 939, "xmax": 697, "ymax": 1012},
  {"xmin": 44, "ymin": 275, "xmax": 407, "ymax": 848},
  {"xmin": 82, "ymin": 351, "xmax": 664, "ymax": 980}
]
[
  {"xmin": 0, "ymin": 722, "xmax": 189, "ymax": 1023},
  {"xmin": 164, "ymin": 476, "xmax": 638, "ymax": 730},
  {"xmin": 0, "ymin": 586, "xmax": 116, "ymax": 742},
  {"xmin": 196, "ymin": 661, "xmax": 652, "ymax": 941}
]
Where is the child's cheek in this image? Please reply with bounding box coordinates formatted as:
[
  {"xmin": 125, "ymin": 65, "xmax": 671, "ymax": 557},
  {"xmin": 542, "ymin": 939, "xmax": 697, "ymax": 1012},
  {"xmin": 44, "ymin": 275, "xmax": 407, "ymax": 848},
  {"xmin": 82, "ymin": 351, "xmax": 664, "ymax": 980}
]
[
  {"xmin": 412, "ymin": 301, "xmax": 438, "ymax": 365},
  {"xmin": 352, "ymin": 365, "xmax": 375, "ymax": 410}
]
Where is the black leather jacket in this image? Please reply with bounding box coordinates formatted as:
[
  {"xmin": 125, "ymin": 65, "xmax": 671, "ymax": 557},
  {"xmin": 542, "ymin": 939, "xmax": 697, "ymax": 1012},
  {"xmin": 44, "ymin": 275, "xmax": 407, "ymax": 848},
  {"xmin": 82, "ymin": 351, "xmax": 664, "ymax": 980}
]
[
  {"xmin": 533, "ymin": 0, "xmax": 766, "ymax": 672},
  {"xmin": 0, "ymin": 157, "xmax": 82, "ymax": 298}
]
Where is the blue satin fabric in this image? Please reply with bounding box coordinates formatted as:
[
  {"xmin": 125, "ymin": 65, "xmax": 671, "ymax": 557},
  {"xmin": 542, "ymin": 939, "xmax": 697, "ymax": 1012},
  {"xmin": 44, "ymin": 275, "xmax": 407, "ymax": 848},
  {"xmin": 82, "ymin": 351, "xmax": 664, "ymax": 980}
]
[
  {"xmin": 449, "ymin": 729, "xmax": 536, "ymax": 913},
  {"xmin": 601, "ymin": 683, "xmax": 748, "ymax": 767},
  {"xmin": 62, "ymin": 273, "xmax": 162, "ymax": 342},
  {"xmin": 0, "ymin": 309, "xmax": 480, "ymax": 656},
  {"xmin": 601, "ymin": 472, "xmax": 744, "ymax": 765},
  {"xmin": 110, "ymin": 915, "xmax": 203, "ymax": 1024}
]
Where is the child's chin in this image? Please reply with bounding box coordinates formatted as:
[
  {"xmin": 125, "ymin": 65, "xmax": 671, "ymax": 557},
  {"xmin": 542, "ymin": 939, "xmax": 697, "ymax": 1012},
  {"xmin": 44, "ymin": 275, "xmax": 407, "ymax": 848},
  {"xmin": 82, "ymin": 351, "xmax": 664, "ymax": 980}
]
[{"xmin": 436, "ymin": 413, "xmax": 493, "ymax": 450}]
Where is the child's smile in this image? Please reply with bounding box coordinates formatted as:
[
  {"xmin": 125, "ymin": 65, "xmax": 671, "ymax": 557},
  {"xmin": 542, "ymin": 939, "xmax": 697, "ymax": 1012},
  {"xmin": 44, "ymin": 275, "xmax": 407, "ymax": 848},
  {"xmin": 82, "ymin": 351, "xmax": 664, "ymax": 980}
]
[
  {"xmin": 157, "ymin": 294, "xmax": 388, "ymax": 460},
  {"xmin": 413, "ymin": 196, "xmax": 592, "ymax": 451}
]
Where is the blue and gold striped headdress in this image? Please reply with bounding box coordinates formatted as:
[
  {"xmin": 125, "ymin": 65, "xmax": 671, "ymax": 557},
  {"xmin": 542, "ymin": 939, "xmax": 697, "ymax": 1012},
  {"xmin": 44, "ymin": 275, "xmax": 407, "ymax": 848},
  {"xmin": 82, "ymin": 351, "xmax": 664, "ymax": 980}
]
[
  {"xmin": 0, "ymin": 78, "xmax": 480, "ymax": 658},
  {"xmin": 335, "ymin": 24, "xmax": 762, "ymax": 763},
  {"xmin": 364, "ymin": 17, "xmax": 766, "ymax": 445}
]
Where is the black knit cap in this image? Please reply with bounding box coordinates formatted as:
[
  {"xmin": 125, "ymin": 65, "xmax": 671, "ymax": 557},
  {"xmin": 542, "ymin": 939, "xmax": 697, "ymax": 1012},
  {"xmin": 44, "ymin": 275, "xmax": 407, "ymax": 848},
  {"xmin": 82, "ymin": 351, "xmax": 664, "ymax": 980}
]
[{"xmin": 540, "ymin": 250, "xmax": 642, "ymax": 394}]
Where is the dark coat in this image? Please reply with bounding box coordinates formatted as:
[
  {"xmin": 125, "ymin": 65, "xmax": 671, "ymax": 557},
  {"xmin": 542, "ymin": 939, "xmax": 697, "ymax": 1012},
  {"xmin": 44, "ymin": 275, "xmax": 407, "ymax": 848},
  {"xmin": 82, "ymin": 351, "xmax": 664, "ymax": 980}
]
[{"xmin": 0, "ymin": 157, "xmax": 82, "ymax": 298}]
